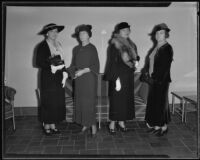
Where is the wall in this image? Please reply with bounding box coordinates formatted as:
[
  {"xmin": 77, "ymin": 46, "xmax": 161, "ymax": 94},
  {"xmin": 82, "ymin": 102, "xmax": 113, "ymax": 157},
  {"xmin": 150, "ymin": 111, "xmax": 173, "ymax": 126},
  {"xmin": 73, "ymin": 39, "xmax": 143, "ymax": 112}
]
[{"xmin": 5, "ymin": 2, "xmax": 198, "ymax": 107}]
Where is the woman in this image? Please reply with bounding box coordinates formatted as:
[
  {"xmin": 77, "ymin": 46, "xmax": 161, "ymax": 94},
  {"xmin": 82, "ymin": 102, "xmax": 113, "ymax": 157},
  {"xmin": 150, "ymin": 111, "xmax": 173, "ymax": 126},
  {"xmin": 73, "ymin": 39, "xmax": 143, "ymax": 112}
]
[
  {"xmin": 67, "ymin": 24, "xmax": 100, "ymax": 136},
  {"xmin": 104, "ymin": 22, "xmax": 140, "ymax": 134},
  {"xmin": 36, "ymin": 23, "xmax": 68, "ymax": 135},
  {"xmin": 141, "ymin": 23, "xmax": 173, "ymax": 136}
]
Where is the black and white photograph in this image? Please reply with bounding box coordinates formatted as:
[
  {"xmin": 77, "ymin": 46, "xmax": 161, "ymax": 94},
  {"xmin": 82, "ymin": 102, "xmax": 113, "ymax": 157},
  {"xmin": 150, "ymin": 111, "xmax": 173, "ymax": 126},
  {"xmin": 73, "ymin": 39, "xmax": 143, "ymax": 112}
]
[{"xmin": 2, "ymin": 1, "xmax": 199, "ymax": 159}]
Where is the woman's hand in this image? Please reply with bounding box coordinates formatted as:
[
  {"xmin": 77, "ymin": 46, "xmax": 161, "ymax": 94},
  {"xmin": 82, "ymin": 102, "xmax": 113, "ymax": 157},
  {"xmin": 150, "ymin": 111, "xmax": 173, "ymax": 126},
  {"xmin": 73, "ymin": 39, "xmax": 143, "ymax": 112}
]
[
  {"xmin": 75, "ymin": 68, "xmax": 90, "ymax": 78},
  {"xmin": 61, "ymin": 72, "xmax": 68, "ymax": 88},
  {"xmin": 135, "ymin": 61, "xmax": 139, "ymax": 68},
  {"xmin": 51, "ymin": 64, "xmax": 65, "ymax": 74},
  {"xmin": 115, "ymin": 77, "xmax": 121, "ymax": 91}
]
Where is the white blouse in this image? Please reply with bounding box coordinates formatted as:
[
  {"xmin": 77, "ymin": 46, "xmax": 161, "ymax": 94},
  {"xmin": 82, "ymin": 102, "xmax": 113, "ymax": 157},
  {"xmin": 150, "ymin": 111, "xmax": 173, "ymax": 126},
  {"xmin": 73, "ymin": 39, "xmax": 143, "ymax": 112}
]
[{"xmin": 46, "ymin": 40, "xmax": 64, "ymax": 60}]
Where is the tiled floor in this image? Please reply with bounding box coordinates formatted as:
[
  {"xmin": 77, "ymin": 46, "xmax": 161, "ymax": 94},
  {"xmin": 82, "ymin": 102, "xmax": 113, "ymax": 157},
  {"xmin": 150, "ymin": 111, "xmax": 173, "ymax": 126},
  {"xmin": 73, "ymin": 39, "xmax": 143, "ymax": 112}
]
[{"xmin": 3, "ymin": 113, "xmax": 198, "ymax": 159}]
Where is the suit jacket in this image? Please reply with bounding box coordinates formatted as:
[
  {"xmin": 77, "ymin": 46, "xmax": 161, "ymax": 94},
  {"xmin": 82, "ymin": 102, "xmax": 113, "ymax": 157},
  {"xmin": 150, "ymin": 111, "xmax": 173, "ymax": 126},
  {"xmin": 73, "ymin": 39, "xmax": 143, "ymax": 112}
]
[
  {"xmin": 35, "ymin": 40, "xmax": 65, "ymax": 90},
  {"xmin": 141, "ymin": 42, "xmax": 173, "ymax": 84}
]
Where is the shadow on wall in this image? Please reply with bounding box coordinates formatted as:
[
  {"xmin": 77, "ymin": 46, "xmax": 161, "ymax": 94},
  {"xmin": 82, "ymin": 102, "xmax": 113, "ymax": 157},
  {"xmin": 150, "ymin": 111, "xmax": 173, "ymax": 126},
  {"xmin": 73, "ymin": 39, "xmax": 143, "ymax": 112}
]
[{"xmin": 32, "ymin": 39, "xmax": 45, "ymax": 123}]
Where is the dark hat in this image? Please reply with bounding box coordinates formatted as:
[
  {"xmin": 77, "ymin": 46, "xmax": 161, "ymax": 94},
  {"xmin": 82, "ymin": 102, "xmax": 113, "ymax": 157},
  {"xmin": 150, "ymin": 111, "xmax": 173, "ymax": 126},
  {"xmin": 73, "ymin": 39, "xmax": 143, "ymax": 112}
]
[
  {"xmin": 115, "ymin": 22, "xmax": 130, "ymax": 32},
  {"xmin": 38, "ymin": 23, "xmax": 65, "ymax": 35},
  {"xmin": 72, "ymin": 24, "xmax": 92, "ymax": 38},
  {"xmin": 149, "ymin": 23, "xmax": 170, "ymax": 36}
]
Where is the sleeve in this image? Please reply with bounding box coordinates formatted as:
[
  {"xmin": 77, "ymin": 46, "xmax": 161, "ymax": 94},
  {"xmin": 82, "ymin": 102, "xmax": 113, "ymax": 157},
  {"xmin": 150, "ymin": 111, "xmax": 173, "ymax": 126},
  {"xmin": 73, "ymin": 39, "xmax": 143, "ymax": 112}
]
[
  {"xmin": 35, "ymin": 43, "xmax": 51, "ymax": 70},
  {"xmin": 151, "ymin": 45, "xmax": 173, "ymax": 84},
  {"xmin": 103, "ymin": 45, "xmax": 119, "ymax": 81},
  {"xmin": 89, "ymin": 46, "xmax": 100, "ymax": 75},
  {"xmin": 65, "ymin": 48, "xmax": 77, "ymax": 79}
]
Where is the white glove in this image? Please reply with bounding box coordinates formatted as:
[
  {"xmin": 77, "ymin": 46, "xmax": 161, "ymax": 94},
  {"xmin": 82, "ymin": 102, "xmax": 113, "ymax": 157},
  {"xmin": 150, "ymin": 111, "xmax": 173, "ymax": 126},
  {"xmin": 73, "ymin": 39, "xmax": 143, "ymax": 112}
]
[
  {"xmin": 135, "ymin": 61, "xmax": 139, "ymax": 68},
  {"xmin": 51, "ymin": 64, "xmax": 65, "ymax": 74},
  {"xmin": 62, "ymin": 72, "xmax": 68, "ymax": 88},
  {"xmin": 115, "ymin": 77, "xmax": 121, "ymax": 91}
]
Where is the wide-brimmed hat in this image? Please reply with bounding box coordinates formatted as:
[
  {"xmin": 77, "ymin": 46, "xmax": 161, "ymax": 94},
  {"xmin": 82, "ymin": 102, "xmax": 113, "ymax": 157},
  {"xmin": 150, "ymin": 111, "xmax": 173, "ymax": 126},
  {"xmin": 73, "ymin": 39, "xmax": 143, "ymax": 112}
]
[
  {"xmin": 149, "ymin": 23, "xmax": 170, "ymax": 36},
  {"xmin": 115, "ymin": 22, "xmax": 130, "ymax": 32},
  {"xmin": 72, "ymin": 24, "xmax": 92, "ymax": 38},
  {"xmin": 38, "ymin": 23, "xmax": 65, "ymax": 35}
]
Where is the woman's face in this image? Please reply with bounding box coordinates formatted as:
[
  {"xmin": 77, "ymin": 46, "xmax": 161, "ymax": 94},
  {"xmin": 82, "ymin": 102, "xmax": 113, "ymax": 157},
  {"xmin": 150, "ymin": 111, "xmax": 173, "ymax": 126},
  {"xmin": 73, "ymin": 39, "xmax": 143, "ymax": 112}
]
[
  {"xmin": 119, "ymin": 28, "xmax": 131, "ymax": 38},
  {"xmin": 79, "ymin": 31, "xmax": 90, "ymax": 42},
  {"xmin": 47, "ymin": 28, "xmax": 58, "ymax": 40},
  {"xmin": 155, "ymin": 29, "xmax": 166, "ymax": 42}
]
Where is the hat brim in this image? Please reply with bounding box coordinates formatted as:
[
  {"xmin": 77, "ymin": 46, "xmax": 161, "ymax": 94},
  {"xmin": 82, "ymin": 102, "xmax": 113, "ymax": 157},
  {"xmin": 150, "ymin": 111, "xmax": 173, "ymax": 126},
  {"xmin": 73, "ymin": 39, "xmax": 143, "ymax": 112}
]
[
  {"xmin": 148, "ymin": 28, "xmax": 170, "ymax": 36},
  {"xmin": 38, "ymin": 25, "xmax": 64, "ymax": 35}
]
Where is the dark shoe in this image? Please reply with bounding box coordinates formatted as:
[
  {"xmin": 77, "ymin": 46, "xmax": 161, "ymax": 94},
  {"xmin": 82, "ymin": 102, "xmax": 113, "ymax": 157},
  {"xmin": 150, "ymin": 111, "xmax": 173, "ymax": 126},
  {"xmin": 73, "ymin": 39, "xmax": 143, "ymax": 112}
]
[
  {"xmin": 146, "ymin": 128, "xmax": 156, "ymax": 133},
  {"xmin": 43, "ymin": 128, "xmax": 52, "ymax": 136},
  {"xmin": 117, "ymin": 123, "xmax": 128, "ymax": 132},
  {"xmin": 155, "ymin": 128, "xmax": 168, "ymax": 137},
  {"xmin": 109, "ymin": 128, "xmax": 116, "ymax": 135},
  {"xmin": 90, "ymin": 132, "xmax": 97, "ymax": 138},
  {"xmin": 51, "ymin": 128, "xmax": 61, "ymax": 134},
  {"xmin": 79, "ymin": 127, "xmax": 89, "ymax": 135},
  {"xmin": 108, "ymin": 125, "xmax": 116, "ymax": 135}
]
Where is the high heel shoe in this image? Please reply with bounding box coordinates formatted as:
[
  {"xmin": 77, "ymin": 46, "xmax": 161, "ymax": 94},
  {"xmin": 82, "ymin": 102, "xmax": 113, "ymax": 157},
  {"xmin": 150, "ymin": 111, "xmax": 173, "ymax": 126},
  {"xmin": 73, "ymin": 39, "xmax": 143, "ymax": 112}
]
[
  {"xmin": 108, "ymin": 125, "xmax": 116, "ymax": 135},
  {"xmin": 117, "ymin": 123, "xmax": 128, "ymax": 132},
  {"xmin": 51, "ymin": 128, "xmax": 61, "ymax": 134},
  {"xmin": 155, "ymin": 128, "xmax": 168, "ymax": 137},
  {"xmin": 43, "ymin": 128, "xmax": 52, "ymax": 136},
  {"xmin": 79, "ymin": 127, "xmax": 89, "ymax": 135},
  {"xmin": 146, "ymin": 128, "xmax": 156, "ymax": 133}
]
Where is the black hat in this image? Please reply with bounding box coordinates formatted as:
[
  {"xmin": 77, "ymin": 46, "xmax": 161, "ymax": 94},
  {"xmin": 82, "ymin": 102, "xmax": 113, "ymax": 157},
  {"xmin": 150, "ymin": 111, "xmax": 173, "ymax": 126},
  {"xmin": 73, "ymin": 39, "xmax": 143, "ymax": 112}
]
[
  {"xmin": 38, "ymin": 23, "xmax": 65, "ymax": 35},
  {"xmin": 115, "ymin": 22, "xmax": 130, "ymax": 32},
  {"xmin": 149, "ymin": 23, "xmax": 170, "ymax": 36},
  {"xmin": 72, "ymin": 24, "xmax": 92, "ymax": 38}
]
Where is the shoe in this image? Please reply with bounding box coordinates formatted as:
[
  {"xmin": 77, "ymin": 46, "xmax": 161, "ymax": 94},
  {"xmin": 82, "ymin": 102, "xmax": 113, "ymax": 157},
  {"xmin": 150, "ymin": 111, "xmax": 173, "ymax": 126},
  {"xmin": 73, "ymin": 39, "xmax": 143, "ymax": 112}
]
[
  {"xmin": 117, "ymin": 123, "xmax": 128, "ymax": 132},
  {"xmin": 90, "ymin": 133, "xmax": 97, "ymax": 138},
  {"xmin": 109, "ymin": 128, "xmax": 116, "ymax": 135},
  {"xmin": 155, "ymin": 128, "xmax": 168, "ymax": 137},
  {"xmin": 108, "ymin": 125, "xmax": 116, "ymax": 135},
  {"xmin": 146, "ymin": 128, "xmax": 155, "ymax": 133},
  {"xmin": 43, "ymin": 128, "xmax": 52, "ymax": 136},
  {"xmin": 51, "ymin": 128, "xmax": 61, "ymax": 134},
  {"xmin": 79, "ymin": 127, "xmax": 89, "ymax": 135}
]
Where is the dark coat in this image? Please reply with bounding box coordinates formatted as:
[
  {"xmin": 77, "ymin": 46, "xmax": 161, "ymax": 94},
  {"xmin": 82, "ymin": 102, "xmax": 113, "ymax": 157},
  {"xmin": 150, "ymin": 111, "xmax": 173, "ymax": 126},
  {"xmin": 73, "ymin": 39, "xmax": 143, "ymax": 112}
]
[
  {"xmin": 36, "ymin": 40, "xmax": 66, "ymax": 124},
  {"xmin": 141, "ymin": 43, "xmax": 173, "ymax": 84},
  {"xmin": 142, "ymin": 42, "xmax": 173, "ymax": 126},
  {"xmin": 104, "ymin": 41, "xmax": 139, "ymax": 121}
]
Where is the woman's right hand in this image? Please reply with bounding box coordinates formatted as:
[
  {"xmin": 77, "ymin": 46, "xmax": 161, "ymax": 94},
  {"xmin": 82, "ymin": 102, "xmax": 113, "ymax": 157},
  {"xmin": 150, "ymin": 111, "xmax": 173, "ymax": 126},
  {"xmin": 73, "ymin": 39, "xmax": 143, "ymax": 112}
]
[{"xmin": 51, "ymin": 64, "xmax": 65, "ymax": 74}]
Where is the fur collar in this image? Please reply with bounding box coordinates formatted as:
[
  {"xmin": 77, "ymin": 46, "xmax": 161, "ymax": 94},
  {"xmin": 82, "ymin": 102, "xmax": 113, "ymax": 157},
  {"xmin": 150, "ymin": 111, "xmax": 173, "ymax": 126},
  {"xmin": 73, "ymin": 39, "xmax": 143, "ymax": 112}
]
[{"xmin": 111, "ymin": 34, "xmax": 137, "ymax": 60}]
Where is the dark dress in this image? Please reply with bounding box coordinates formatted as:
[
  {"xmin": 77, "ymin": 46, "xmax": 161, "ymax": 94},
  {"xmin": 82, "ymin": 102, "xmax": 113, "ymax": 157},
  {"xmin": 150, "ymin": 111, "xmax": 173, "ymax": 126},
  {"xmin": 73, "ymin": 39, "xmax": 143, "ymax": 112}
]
[
  {"xmin": 36, "ymin": 40, "xmax": 66, "ymax": 124},
  {"xmin": 143, "ymin": 42, "xmax": 173, "ymax": 127},
  {"xmin": 104, "ymin": 44, "xmax": 135, "ymax": 121},
  {"xmin": 67, "ymin": 43, "xmax": 100, "ymax": 127}
]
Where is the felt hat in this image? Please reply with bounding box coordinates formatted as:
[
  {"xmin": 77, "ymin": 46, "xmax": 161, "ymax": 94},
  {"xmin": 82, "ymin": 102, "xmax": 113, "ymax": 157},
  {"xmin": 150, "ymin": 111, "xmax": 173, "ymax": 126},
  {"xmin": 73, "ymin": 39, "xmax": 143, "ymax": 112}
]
[{"xmin": 38, "ymin": 23, "xmax": 65, "ymax": 35}]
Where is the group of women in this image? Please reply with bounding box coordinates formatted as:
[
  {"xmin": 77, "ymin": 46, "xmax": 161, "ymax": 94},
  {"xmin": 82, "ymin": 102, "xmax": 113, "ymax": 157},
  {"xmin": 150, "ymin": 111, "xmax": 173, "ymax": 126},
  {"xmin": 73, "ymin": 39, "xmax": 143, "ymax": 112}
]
[{"xmin": 36, "ymin": 22, "xmax": 173, "ymax": 137}]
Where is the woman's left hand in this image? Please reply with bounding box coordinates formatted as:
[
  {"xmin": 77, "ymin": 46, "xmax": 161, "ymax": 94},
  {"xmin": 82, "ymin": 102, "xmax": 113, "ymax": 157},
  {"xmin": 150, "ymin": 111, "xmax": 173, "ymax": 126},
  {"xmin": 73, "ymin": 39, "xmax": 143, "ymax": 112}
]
[
  {"xmin": 75, "ymin": 69, "xmax": 85, "ymax": 78},
  {"xmin": 135, "ymin": 61, "xmax": 139, "ymax": 68}
]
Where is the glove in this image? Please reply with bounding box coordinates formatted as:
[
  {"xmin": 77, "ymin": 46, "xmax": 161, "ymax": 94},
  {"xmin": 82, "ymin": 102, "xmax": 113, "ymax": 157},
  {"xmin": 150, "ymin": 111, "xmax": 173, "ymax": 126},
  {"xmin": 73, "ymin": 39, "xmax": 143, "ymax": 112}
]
[
  {"xmin": 62, "ymin": 72, "xmax": 68, "ymax": 88},
  {"xmin": 51, "ymin": 64, "xmax": 65, "ymax": 74},
  {"xmin": 135, "ymin": 61, "xmax": 139, "ymax": 68},
  {"xmin": 115, "ymin": 77, "xmax": 121, "ymax": 91}
]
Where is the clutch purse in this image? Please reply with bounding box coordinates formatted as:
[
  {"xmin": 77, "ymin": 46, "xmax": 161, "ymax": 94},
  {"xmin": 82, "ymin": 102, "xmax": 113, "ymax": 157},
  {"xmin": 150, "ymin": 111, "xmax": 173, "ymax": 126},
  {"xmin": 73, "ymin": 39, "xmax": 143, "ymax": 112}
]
[{"xmin": 48, "ymin": 55, "xmax": 64, "ymax": 66}]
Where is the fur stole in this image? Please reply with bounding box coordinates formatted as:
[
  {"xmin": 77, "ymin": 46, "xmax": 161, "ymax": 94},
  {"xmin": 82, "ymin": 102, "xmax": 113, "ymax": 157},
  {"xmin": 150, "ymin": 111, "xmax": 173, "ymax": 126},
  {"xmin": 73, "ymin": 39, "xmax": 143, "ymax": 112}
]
[{"xmin": 111, "ymin": 33, "xmax": 138, "ymax": 61}]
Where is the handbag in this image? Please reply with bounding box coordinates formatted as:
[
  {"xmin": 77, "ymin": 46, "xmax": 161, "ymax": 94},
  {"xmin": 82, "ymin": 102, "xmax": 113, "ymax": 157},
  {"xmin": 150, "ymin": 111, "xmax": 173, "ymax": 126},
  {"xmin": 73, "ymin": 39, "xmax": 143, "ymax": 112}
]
[{"xmin": 48, "ymin": 55, "xmax": 64, "ymax": 66}]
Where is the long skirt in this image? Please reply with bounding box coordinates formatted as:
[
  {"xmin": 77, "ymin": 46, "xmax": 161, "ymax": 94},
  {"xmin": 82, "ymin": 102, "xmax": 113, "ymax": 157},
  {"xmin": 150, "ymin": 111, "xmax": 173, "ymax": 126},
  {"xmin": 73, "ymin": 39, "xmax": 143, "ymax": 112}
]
[
  {"xmin": 74, "ymin": 73, "xmax": 97, "ymax": 127},
  {"xmin": 40, "ymin": 88, "xmax": 66, "ymax": 124},
  {"xmin": 108, "ymin": 72, "xmax": 135, "ymax": 121},
  {"xmin": 145, "ymin": 82, "xmax": 171, "ymax": 127}
]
